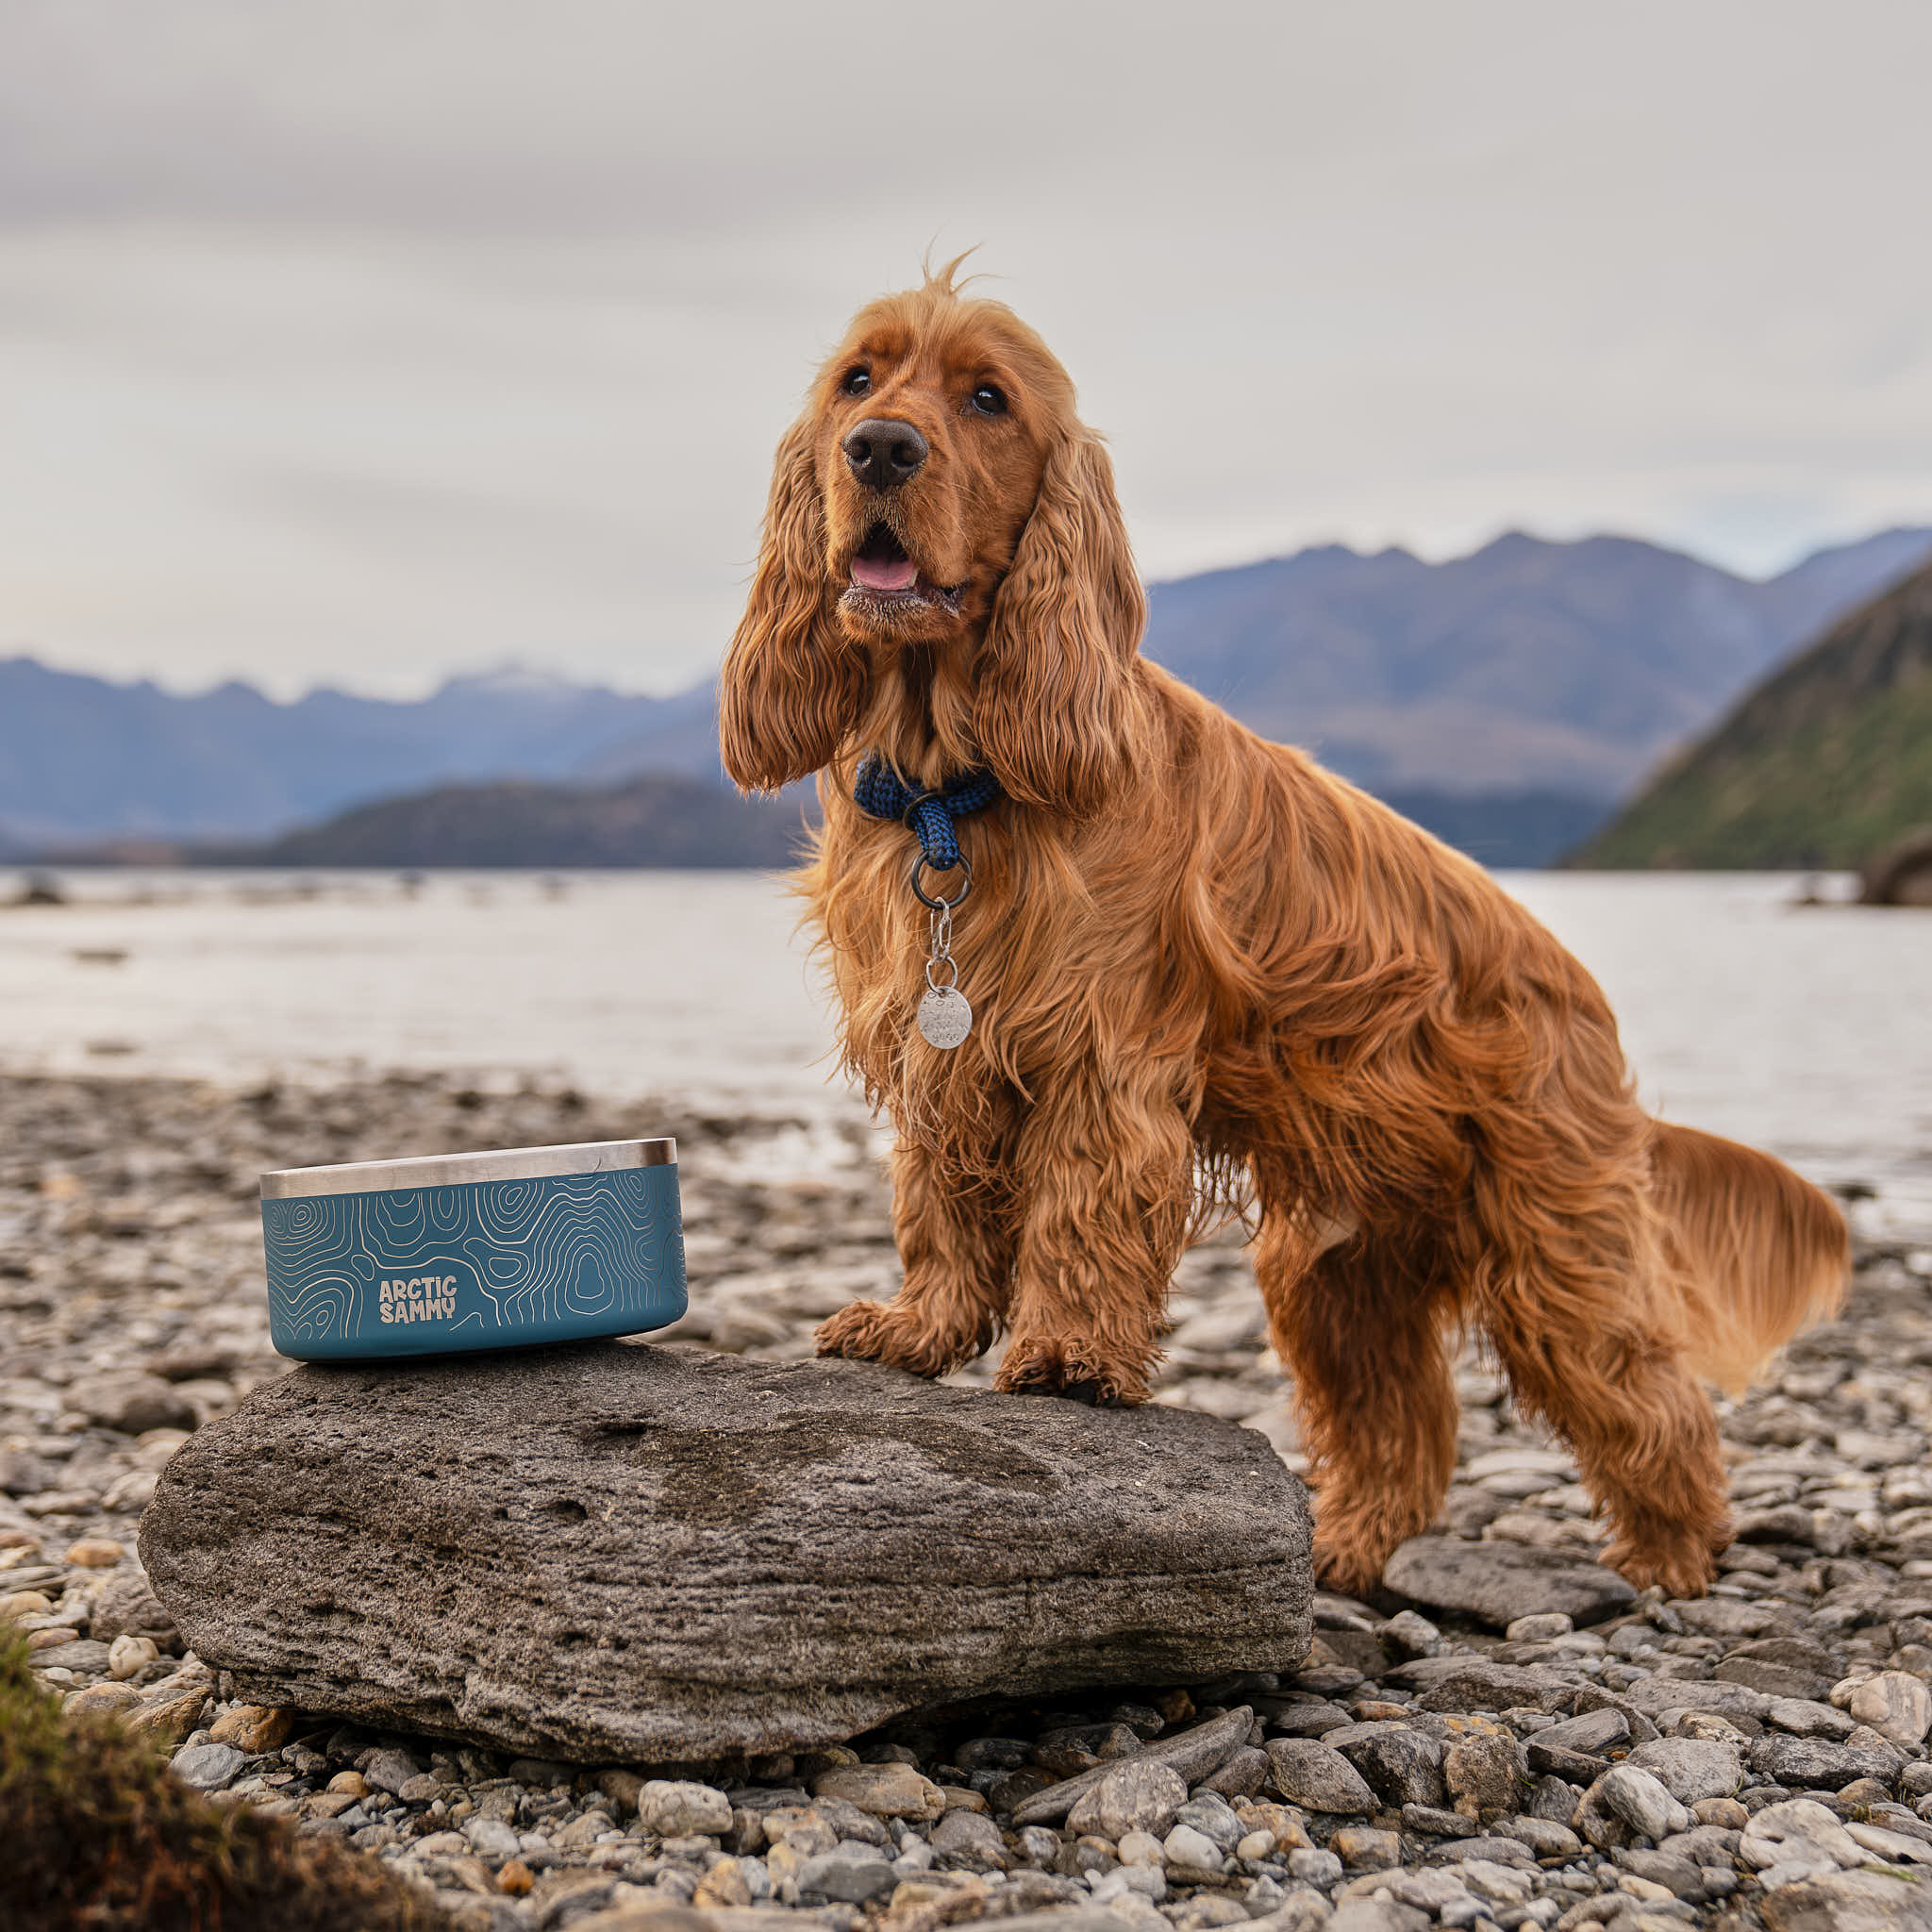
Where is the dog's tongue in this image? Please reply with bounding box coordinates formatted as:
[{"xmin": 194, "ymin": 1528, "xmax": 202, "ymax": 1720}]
[{"xmin": 852, "ymin": 552, "xmax": 918, "ymax": 593}]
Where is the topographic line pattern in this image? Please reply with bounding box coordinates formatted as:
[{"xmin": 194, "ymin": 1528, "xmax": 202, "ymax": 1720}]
[{"xmin": 261, "ymin": 1166, "xmax": 684, "ymax": 1356}]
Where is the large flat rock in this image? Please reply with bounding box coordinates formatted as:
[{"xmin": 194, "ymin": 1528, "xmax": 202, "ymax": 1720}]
[{"xmin": 140, "ymin": 1342, "xmax": 1311, "ymax": 1764}]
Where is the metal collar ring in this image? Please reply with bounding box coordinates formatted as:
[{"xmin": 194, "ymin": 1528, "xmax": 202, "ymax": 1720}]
[{"xmin": 910, "ymin": 851, "xmax": 973, "ymax": 911}]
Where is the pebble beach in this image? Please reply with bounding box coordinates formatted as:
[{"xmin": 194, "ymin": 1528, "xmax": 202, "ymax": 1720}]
[{"xmin": 7, "ymin": 1068, "xmax": 1932, "ymax": 1931}]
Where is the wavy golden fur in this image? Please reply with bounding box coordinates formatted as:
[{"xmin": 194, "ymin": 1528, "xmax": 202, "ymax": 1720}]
[{"xmin": 720, "ymin": 267, "xmax": 1850, "ymax": 1597}]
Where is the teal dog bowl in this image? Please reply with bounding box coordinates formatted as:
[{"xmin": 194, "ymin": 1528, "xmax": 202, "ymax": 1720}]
[{"xmin": 259, "ymin": 1139, "xmax": 686, "ymax": 1361}]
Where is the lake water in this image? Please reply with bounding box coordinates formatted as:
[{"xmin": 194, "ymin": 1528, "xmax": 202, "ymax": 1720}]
[{"xmin": 2, "ymin": 867, "xmax": 1927, "ymax": 1236}]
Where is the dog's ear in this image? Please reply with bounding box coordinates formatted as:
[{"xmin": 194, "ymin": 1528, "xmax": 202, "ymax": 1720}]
[
  {"xmin": 719, "ymin": 414, "xmax": 864, "ymax": 792},
  {"xmin": 975, "ymin": 430, "xmax": 1145, "ymax": 817}
]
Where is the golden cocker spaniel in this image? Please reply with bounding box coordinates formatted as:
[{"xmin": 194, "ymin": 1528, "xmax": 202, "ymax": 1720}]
[{"xmin": 719, "ymin": 263, "xmax": 1847, "ymax": 1598}]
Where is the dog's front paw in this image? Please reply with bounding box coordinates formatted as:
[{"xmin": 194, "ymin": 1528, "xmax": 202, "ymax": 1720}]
[
  {"xmin": 994, "ymin": 1335, "xmax": 1146, "ymax": 1407},
  {"xmin": 1311, "ymin": 1526, "xmax": 1391, "ymax": 1600},
  {"xmin": 814, "ymin": 1300, "xmax": 959, "ymax": 1379},
  {"xmin": 1600, "ymin": 1527, "xmax": 1723, "ymax": 1601}
]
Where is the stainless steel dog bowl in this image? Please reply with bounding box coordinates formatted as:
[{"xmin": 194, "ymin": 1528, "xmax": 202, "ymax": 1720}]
[{"xmin": 258, "ymin": 1139, "xmax": 686, "ymax": 1361}]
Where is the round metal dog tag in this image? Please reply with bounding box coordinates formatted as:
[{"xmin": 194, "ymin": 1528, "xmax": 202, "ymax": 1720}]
[{"xmin": 917, "ymin": 985, "xmax": 973, "ymax": 1049}]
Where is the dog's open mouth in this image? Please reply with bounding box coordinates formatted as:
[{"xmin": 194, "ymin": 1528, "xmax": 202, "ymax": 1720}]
[{"xmin": 846, "ymin": 525, "xmax": 962, "ymax": 611}]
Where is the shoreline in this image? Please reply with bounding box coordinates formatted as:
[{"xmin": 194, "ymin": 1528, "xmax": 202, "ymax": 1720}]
[
  {"xmin": 5, "ymin": 1066, "xmax": 1932, "ymax": 1930},
  {"xmin": 2, "ymin": 866, "xmax": 1926, "ymax": 1244}
]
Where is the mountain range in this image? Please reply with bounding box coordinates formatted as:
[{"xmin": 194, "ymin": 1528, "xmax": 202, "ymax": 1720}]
[
  {"xmin": 1140, "ymin": 525, "xmax": 1932, "ymax": 797},
  {"xmin": 0, "ymin": 658, "xmax": 714, "ymax": 846},
  {"xmin": 3, "ymin": 525, "xmax": 1928, "ymax": 855}
]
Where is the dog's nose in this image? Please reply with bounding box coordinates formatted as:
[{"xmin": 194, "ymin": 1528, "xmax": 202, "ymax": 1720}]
[{"xmin": 843, "ymin": 418, "xmax": 928, "ymax": 491}]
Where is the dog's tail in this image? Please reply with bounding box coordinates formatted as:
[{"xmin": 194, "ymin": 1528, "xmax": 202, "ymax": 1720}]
[{"xmin": 1650, "ymin": 1120, "xmax": 1850, "ymax": 1393}]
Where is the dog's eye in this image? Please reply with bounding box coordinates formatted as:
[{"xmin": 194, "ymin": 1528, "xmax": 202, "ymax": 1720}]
[
  {"xmin": 970, "ymin": 383, "xmax": 1008, "ymax": 416},
  {"xmin": 841, "ymin": 367, "xmax": 871, "ymax": 397}
]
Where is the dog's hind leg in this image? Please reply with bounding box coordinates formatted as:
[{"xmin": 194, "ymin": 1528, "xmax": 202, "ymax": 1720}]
[
  {"xmin": 816, "ymin": 1137, "xmax": 1013, "ymax": 1378},
  {"xmin": 992, "ymin": 1063, "xmax": 1193, "ymax": 1406},
  {"xmin": 1257, "ymin": 1209, "xmax": 1460, "ymax": 1596},
  {"xmin": 1472, "ymin": 1183, "xmax": 1731, "ymax": 1600}
]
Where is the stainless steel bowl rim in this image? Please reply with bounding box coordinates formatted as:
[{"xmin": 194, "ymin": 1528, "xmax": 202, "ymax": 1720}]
[{"xmin": 260, "ymin": 1138, "xmax": 675, "ymax": 1200}]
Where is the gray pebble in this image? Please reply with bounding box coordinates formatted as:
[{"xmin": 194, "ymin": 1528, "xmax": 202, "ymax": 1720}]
[
  {"xmin": 1535, "ymin": 1707, "xmax": 1630, "ymax": 1757},
  {"xmin": 169, "ymin": 1741, "xmax": 244, "ymax": 1790},
  {"xmin": 1013, "ymin": 1824, "xmax": 1061, "ymax": 1867},
  {"xmin": 1766, "ymin": 1695, "xmax": 1858, "ymax": 1739},
  {"xmin": 1613, "ymin": 1846, "xmax": 1707, "ymax": 1899},
  {"xmin": 1740, "ymin": 1795, "xmax": 1867, "ymax": 1872},
  {"xmin": 1402, "ymin": 1803, "xmax": 1477, "ymax": 1840},
  {"xmin": 1338, "ymin": 1724, "xmax": 1446, "ymax": 1809},
  {"xmin": 1174, "ymin": 1790, "xmax": 1243, "ymax": 1850},
  {"xmin": 461, "ymin": 1815, "xmax": 521, "ymax": 1858},
  {"xmin": 1065, "ymin": 1758, "xmax": 1189, "ymax": 1840},
  {"xmin": 1498, "ymin": 1815, "xmax": 1581, "ymax": 1858},
  {"xmin": 1162, "ymin": 1823, "xmax": 1223, "ymax": 1873},
  {"xmin": 1624, "ymin": 1738, "xmax": 1743, "ymax": 1804},
  {"xmin": 1287, "ymin": 1846, "xmax": 1343, "ymax": 1886},
  {"xmin": 1749, "ymin": 1732, "xmax": 1905, "ymax": 1790},
  {"xmin": 1421, "ymin": 1836, "xmax": 1536, "ymax": 1868},
  {"xmin": 1264, "ymin": 1739, "xmax": 1376, "ymax": 1813},
  {"xmin": 1328, "ymin": 1900, "xmax": 1429, "ymax": 1932},
  {"xmin": 1594, "ymin": 1764, "xmax": 1690, "ymax": 1841},
  {"xmin": 359, "ymin": 1746, "xmax": 423, "ymax": 1796},
  {"xmin": 930, "ymin": 1807, "xmax": 1007, "ymax": 1871},
  {"xmin": 639, "ymin": 1777, "xmax": 733, "ymax": 1837}
]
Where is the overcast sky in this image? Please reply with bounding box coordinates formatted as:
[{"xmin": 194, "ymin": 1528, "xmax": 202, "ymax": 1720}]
[{"xmin": 2, "ymin": 1, "xmax": 1928, "ymax": 699}]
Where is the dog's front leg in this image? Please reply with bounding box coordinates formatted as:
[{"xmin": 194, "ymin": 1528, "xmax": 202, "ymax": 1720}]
[
  {"xmin": 993, "ymin": 1062, "xmax": 1192, "ymax": 1406},
  {"xmin": 816, "ymin": 1135, "xmax": 1014, "ymax": 1377}
]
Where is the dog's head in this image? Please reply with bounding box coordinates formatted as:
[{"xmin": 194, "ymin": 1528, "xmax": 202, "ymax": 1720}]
[{"xmin": 719, "ymin": 265, "xmax": 1145, "ymax": 815}]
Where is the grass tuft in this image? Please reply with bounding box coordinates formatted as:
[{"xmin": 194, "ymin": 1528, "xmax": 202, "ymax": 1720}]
[{"xmin": 0, "ymin": 1625, "xmax": 453, "ymax": 1932}]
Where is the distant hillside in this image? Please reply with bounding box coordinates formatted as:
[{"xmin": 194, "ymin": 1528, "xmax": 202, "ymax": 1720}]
[
  {"xmin": 42, "ymin": 776, "xmax": 1591, "ymax": 873},
  {"xmin": 1142, "ymin": 526, "xmax": 1932, "ymax": 798},
  {"xmin": 208, "ymin": 779, "xmax": 1597, "ymax": 873},
  {"xmin": 220, "ymin": 774, "xmax": 806, "ymax": 870},
  {"xmin": 0, "ymin": 660, "xmax": 713, "ymax": 844},
  {"xmin": 1576, "ymin": 559, "xmax": 1932, "ymax": 868},
  {"xmin": 7, "ymin": 526, "xmax": 1928, "ymax": 847}
]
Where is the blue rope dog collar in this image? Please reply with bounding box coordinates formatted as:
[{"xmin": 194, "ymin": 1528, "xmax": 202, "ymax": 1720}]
[
  {"xmin": 853, "ymin": 754, "xmax": 1001, "ymax": 873},
  {"xmin": 854, "ymin": 755, "xmax": 997, "ymax": 1044}
]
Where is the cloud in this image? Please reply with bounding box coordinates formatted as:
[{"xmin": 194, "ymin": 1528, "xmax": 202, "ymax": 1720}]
[{"xmin": 0, "ymin": 0, "xmax": 1928, "ymax": 694}]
